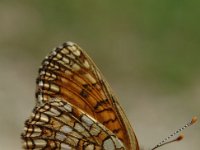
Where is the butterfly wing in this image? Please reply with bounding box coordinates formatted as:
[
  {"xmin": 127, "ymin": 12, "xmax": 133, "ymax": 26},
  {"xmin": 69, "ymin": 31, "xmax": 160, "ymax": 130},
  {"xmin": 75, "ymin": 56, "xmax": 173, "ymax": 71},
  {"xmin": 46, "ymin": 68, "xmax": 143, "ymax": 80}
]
[
  {"xmin": 23, "ymin": 41, "xmax": 138, "ymax": 149},
  {"xmin": 22, "ymin": 98, "xmax": 125, "ymax": 150}
]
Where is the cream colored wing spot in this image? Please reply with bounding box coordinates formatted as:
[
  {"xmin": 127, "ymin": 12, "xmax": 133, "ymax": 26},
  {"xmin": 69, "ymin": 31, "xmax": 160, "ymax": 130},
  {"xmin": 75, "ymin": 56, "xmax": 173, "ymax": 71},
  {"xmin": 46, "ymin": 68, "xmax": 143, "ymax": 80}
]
[
  {"xmin": 27, "ymin": 139, "xmax": 47, "ymax": 148},
  {"xmin": 85, "ymin": 144, "xmax": 95, "ymax": 150},
  {"xmin": 84, "ymin": 73, "xmax": 97, "ymax": 84},
  {"xmin": 70, "ymin": 47, "xmax": 81, "ymax": 57},
  {"xmin": 39, "ymin": 69, "xmax": 57, "ymax": 81},
  {"xmin": 64, "ymin": 69, "xmax": 73, "ymax": 76},
  {"xmin": 81, "ymin": 115, "xmax": 94, "ymax": 126},
  {"xmin": 65, "ymin": 41, "xmax": 75, "ymax": 47},
  {"xmin": 49, "ymin": 83, "xmax": 60, "ymax": 93},
  {"xmin": 112, "ymin": 136, "xmax": 125, "ymax": 149},
  {"xmin": 23, "ymin": 126, "xmax": 35, "ymax": 137},
  {"xmin": 28, "ymin": 127, "xmax": 42, "ymax": 137},
  {"xmin": 56, "ymin": 132, "xmax": 66, "ymax": 141},
  {"xmin": 43, "ymin": 106, "xmax": 61, "ymax": 117},
  {"xmin": 74, "ymin": 123, "xmax": 85, "ymax": 133},
  {"xmin": 83, "ymin": 60, "xmax": 90, "ymax": 69},
  {"xmin": 103, "ymin": 138, "xmax": 115, "ymax": 150},
  {"xmin": 62, "ymin": 57, "xmax": 70, "ymax": 64},
  {"xmin": 60, "ymin": 48, "xmax": 70, "ymax": 55},
  {"xmin": 89, "ymin": 124, "xmax": 101, "ymax": 136},
  {"xmin": 61, "ymin": 143, "xmax": 72, "ymax": 150},
  {"xmin": 38, "ymin": 80, "xmax": 44, "ymax": 87},
  {"xmin": 52, "ymin": 50, "xmax": 57, "ymax": 56},
  {"xmin": 40, "ymin": 70, "xmax": 46, "ymax": 75},
  {"xmin": 60, "ymin": 125, "xmax": 72, "ymax": 133},
  {"xmin": 55, "ymin": 52, "xmax": 62, "ymax": 59},
  {"xmin": 71, "ymin": 63, "xmax": 81, "ymax": 71},
  {"xmin": 46, "ymin": 61, "xmax": 59, "ymax": 69},
  {"xmin": 36, "ymin": 92, "xmax": 49, "ymax": 104},
  {"xmin": 44, "ymin": 60, "xmax": 49, "ymax": 65},
  {"xmin": 63, "ymin": 104, "xmax": 73, "ymax": 112},
  {"xmin": 65, "ymin": 41, "xmax": 79, "ymax": 53},
  {"xmin": 37, "ymin": 93, "xmax": 43, "ymax": 103}
]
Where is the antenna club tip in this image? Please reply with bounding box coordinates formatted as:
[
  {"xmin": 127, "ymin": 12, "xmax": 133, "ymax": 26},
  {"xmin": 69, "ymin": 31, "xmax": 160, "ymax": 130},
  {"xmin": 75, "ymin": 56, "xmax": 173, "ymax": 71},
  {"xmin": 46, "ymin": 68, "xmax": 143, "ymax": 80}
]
[
  {"xmin": 191, "ymin": 116, "xmax": 198, "ymax": 124},
  {"xmin": 176, "ymin": 134, "xmax": 184, "ymax": 141}
]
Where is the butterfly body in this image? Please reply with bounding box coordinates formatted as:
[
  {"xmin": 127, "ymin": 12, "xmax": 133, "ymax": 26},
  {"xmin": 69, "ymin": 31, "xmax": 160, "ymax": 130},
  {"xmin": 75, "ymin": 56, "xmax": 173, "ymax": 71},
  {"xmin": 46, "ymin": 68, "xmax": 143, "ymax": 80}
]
[{"xmin": 22, "ymin": 42, "xmax": 139, "ymax": 150}]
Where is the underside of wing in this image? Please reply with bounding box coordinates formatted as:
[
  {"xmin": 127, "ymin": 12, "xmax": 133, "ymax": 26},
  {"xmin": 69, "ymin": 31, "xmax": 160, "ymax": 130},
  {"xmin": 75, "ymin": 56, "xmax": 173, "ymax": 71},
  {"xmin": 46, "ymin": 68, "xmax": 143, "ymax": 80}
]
[
  {"xmin": 33, "ymin": 41, "xmax": 138, "ymax": 150},
  {"xmin": 22, "ymin": 98, "xmax": 125, "ymax": 150}
]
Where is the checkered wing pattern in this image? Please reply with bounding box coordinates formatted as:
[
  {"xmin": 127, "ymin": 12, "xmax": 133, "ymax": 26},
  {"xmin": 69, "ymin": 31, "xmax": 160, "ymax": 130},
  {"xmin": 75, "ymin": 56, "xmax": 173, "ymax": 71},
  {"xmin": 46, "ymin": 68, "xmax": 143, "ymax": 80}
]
[
  {"xmin": 21, "ymin": 42, "xmax": 139, "ymax": 150},
  {"xmin": 22, "ymin": 98, "xmax": 125, "ymax": 149}
]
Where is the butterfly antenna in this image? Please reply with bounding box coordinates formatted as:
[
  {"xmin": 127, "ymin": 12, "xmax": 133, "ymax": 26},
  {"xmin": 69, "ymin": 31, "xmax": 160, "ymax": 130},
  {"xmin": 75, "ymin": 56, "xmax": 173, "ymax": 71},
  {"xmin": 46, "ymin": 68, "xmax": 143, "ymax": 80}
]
[{"xmin": 151, "ymin": 116, "xmax": 197, "ymax": 150}]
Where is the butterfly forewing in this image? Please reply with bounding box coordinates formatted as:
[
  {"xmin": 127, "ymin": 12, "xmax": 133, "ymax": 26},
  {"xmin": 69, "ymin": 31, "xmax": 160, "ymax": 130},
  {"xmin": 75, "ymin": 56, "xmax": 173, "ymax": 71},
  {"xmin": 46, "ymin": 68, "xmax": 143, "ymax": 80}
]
[{"xmin": 22, "ymin": 41, "xmax": 139, "ymax": 150}]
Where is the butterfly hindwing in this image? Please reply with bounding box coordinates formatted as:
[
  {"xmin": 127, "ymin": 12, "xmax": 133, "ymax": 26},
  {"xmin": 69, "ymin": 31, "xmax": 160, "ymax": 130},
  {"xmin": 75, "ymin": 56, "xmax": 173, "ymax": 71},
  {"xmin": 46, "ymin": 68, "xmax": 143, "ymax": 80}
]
[{"xmin": 22, "ymin": 98, "xmax": 125, "ymax": 150}]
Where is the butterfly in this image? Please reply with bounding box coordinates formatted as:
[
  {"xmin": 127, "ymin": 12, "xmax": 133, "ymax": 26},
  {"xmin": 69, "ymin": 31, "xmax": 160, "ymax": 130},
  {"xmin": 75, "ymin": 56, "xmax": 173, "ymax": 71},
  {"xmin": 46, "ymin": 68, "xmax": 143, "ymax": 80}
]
[{"xmin": 21, "ymin": 41, "xmax": 139, "ymax": 150}]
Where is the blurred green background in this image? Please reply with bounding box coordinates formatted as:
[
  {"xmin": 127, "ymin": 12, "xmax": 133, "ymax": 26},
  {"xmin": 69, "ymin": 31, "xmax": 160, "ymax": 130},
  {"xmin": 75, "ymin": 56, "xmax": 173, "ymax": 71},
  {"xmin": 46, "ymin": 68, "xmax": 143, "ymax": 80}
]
[{"xmin": 0, "ymin": 0, "xmax": 199, "ymax": 149}]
